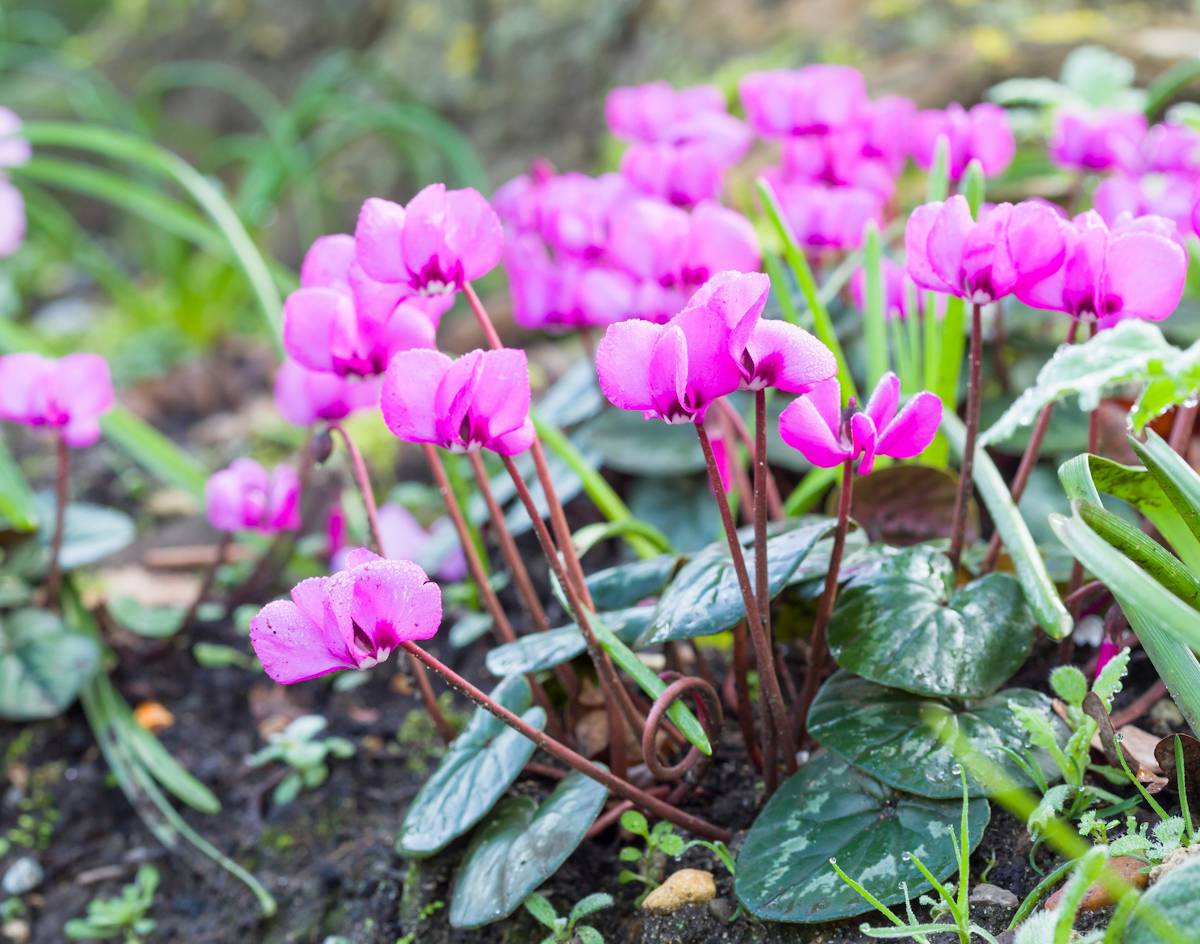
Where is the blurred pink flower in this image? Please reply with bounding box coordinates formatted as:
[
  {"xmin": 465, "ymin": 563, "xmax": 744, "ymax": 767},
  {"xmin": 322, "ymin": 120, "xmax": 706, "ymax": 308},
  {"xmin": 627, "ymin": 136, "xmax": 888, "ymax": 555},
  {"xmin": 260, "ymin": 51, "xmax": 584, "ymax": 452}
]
[
  {"xmin": 1138, "ymin": 122, "xmax": 1200, "ymax": 174},
  {"xmin": 779, "ymin": 373, "xmax": 942, "ymax": 475},
  {"xmin": 205, "ymin": 458, "xmax": 301, "ymax": 534},
  {"xmin": 1093, "ymin": 172, "xmax": 1198, "ymax": 235},
  {"xmin": 1049, "ymin": 108, "xmax": 1146, "ymax": 173},
  {"xmin": 905, "ymin": 196, "xmax": 1066, "ymax": 304},
  {"xmin": 0, "ymin": 107, "xmax": 29, "ymax": 258},
  {"xmin": 912, "ymin": 102, "xmax": 1014, "ymax": 181},
  {"xmin": 331, "ymin": 503, "xmax": 467, "ymax": 583},
  {"xmin": 274, "ymin": 359, "xmax": 380, "ymax": 426},
  {"xmin": 850, "ymin": 257, "xmax": 919, "ymax": 321},
  {"xmin": 381, "ymin": 347, "xmax": 534, "ymax": 455},
  {"xmin": 605, "ymin": 82, "xmax": 727, "ymax": 141},
  {"xmin": 355, "ymin": 183, "xmax": 504, "ymax": 294},
  {"xmin": 739, "ymin": 66, "xmax": 868, "ymax": 137},
  {"xmin": 0, "ymin": 352, "xmax": 113, "ymax": 447},
  {"xmin": 766, "ymin": 179, "xmax": 884, "ymax": 250},
  {"xmin": 1016, "ymin": 210, "xmax": 1187, "ymax": 329},
  {"xmin": 250, "ymin": 549, "xmax": 441, "ymax": 684}
]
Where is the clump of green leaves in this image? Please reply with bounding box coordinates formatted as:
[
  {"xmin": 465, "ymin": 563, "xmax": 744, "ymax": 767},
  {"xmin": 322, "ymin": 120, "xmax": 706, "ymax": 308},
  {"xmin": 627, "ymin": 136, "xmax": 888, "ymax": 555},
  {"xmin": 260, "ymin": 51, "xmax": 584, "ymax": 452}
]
[
  {"xmin": 833, "ymin": 769, "xmax": 995, "ymax": 943},
  {"xmin": 395, "ymin": 695, "xmax": 464, "ymax": 774},
  {"xmin": 616, "ymin": 810, "xmax": 735, "ymax": 905},
  {"xmin": 245, "ymin": 715, "xmax": 355, "ymax": 807},
  {"xmin": 64, "ymin": 865, "xmax": 159, "ymax": 943},
  {"xmin": 1007, "ymin": 649, "xmax": 1130, "ymax": 837},
  {"xmin": 523, "ymin": 891, "xmax": 612, "ymax": 944}
]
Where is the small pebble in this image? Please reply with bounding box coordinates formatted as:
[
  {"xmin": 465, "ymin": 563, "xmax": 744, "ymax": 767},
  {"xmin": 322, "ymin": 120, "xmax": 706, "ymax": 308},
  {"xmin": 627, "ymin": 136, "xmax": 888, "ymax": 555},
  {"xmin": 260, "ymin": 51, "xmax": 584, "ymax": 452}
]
[
  {"xmin": 969, "ymin": 883, "xmax": 1018, "ymax": 911},
  {"xmin": 707, "ymin": 896, "xmax": 734, "ymax": 921},
  {"xmin": 642, "ymin": 869, "xmax": 717, "ymax": 912},
  {"xmin": 1, "ymin": 857, "xmax": 43, "ymax": 896}
]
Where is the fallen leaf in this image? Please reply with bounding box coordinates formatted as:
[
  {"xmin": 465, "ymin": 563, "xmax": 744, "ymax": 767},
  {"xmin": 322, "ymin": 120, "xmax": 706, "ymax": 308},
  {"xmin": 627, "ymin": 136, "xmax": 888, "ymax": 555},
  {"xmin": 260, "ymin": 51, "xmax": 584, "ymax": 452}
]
[
  {"xmin": 1154, "ymin": 732, "xmax": 1200, "ymax": 809},
  {"xmin": 1082, "ymin": 692, "xmax": 1166, "ymax": 792}
]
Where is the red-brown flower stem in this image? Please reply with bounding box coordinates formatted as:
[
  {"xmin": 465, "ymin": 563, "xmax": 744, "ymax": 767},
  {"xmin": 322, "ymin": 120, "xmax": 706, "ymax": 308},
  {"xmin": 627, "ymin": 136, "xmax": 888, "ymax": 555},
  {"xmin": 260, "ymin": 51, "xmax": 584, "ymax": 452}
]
[
  {"xmin": 981, "ymin": 317, "xmax": 1082, "ymax": 573},
  {"xmin": 45, "ymin": 432, "xmax": 69, "ymax": 607},
  {"xmin": 729, "ymin": 620, "xmax": 763, "ymax": 771},
  {"xmin": 529, "ymin": 440, "xmax": 594, "ymax": 609},
  {"xmin": 466, "ymin": 451, "xmax": 579, "ymax": 699},
  {"xmin": 179, "ymin": 532, "xmax": 232, "ymax": 635},
  {"xmin": 329, "ymin": 424, "xmax": 385, "ymax": 552},
  {"xmin": 1170, "ymin": 402, "xmax": 1198, "ymax": 457},
  {"xmin": 695, "ymin": 421, "xmax": 796, "ymax": 791},
  {"xmin": 466, "ymin": 451, "xmax": 551, "ymax": 633},
  {"xmin": 401, "ymin": 641, "xmax": 732, "ymax": 842},
  {"xmin": 947, "ymin": 303, "xmax": 983, "ymax": 574},
  {"xmin": 463, "ymin": 279, "xmax": 594, "ymax": 610},
  {"xmin": 718, "ymin": 397, "xmax": 783, "ymax": 520},
  {"xmin": 326, "ymin": 426, "xmax": 453, "ymax": 741},
  {"xmin": 502, "ymin": 455, "xmax": 646, "ymax": 749},
  {"xmin": 796, "ymin": 459, "xmax": 853, "ymax": 746}
]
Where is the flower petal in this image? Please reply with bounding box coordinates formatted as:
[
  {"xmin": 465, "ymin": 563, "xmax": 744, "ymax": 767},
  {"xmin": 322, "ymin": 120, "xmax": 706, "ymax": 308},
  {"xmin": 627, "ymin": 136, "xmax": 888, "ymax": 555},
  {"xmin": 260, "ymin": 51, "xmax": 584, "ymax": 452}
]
[
  {"xmin": 381, "ymin": 348, "xmax": 453, "ymax": 445},
  {"xmin": 596, "ymin": 320, "xmax": 664, "ymax": 414},
  {"xmin": 250, "ymin": 597, "xmax": 355, "ymax": 685},
  {"xmin": 355, "ymin": 197, "xmax": 408, "ymax": 283},
  {"xmin": 779, "ymin": 394, "xmax": 848, "ymax": 468},
  {"xmin": 863, "ymin": 372, "xmax": 900, "ymax": 432},
  {"xmin": 876, "ymin": 391, "xmax": 943, "ymax": 459},
  {"xmin": 744, "ymin": 320, "xmax": 837, "ymax": 393}
]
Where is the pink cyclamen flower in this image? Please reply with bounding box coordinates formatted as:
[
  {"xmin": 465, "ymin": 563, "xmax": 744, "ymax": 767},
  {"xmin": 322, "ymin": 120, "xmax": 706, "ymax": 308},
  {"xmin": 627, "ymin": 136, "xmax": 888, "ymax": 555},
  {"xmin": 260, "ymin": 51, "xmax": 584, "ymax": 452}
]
[
  {"xmin": 1049, "ymin": 108, "xmax": 1146, "ymax": 173},
  {"xmin": 1139, "ymin": 122, "xmax": 1200, "ymax": 174},
  {"xmin": 0, "ymin": 352, "xmax": 113, "ymax": 447},
  {"xmin": 912, "ymin": 102, "xmax": 1014, "ymax": 181},
  {"xmin": 767, "ymin": 180, "xmax": 884, "ymax": 250},
  {"xmin": 739, "ymin": 66, "xmax": 868, "ymax": 137},
  {"xmin": 1093, "ymin": 172, "xmax": 1197, "ymax": 236},
  {"xmin": 355, "ymin": 184, "xmax": 504, "ymax": 295},
  {"xmin": 605, "ymin": 82, "xmax": 727, "ymax": 142},
  {"xmin": 850, "ymin": 258, "xmax": 918, "ymax": 321},
  {"xmin": 905, "ymin": 196, "xmax": 1066, "ymax": 304},
  {"xmin": 381, "ymin": 347, "xmax": 534, "ymax": 455},
  {"xmin": 596, "ymin": 271, "xmax": 832, "ymax": 423},
  {"xmin": 250, "ymin": 549, "xmax": 441, "ymax": 684},
  {"xmin": 1094, "ymin": 638, "xmax": 1121, "ymax": 680},
  {"xmin": 1016, "ymin": 210, "xmax": 1187, "ymax": 329},
  {"xmin": 0, "ymin": 107, "xmax": 28, "ymax": 257},
  {"xmin": 284, "ymin": 233, "xmax": 441, "ymax": 377},
  {"xmin": 779, "ymin": 373, "xmax": 942, "ymax": 476},
  {"xmin": 329, "ymin": 502, "xmax": 466, "ymax": 582},
  {"xmin": 274, "ymin": 359, "xmax": 380, "ymax": 426},
  {"xmin": 205, "ymin": 458, "xmax": 301, "ymax": 534}
]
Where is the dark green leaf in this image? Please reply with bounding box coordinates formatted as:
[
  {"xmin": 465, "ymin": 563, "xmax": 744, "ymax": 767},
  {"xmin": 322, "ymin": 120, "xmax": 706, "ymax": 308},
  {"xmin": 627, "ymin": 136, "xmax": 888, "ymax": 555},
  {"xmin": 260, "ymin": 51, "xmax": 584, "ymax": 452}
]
[
  {"xmin": 828, "ymin": 546, "xmax": 1034, "ymax": 699},
  {"xmin": 734, "ymin": 752, "xmax": 989, "ymax": 923},
  {"xmin": 32, "ymin": 495, "xmax": 136, "ymax": 571},
  {"xmin": 586, "ymin": 555, "xmax": 681, "ymax": 611},
  {"xmin": 809, "ymin": 672, "xmax": 1063, "ymax": 799},
  {"xmin": 0, "ymin": 608, "xmax": 101, "ymax": 720},
  {"xmin": 485, "ymin": 607, "xmax": 653, "ymax": 676},
  {"xmin": 107, "ymin": 596, "xmax": 185, "ymax": 639},
  {"xmin": 449, "ymin": 769, "xmax": 608, "ymax": 929},
  {"xmin": 579, "ymin": 408, "xmax": 705, "ymax": 476},
  {"xmin": 639, "ymin": 518, "xmax": 836, "ymax": 645},
  {"xmin": 396, "ymin": 675, "xmax": 545, "ymax": 857},
  {"xmin": 628, "ymin": 476, "xmax": 720, "ymax": 553},
  {"xmin": 1124, "ymin": 852, "xmax": 1200, "ymax": 943}
]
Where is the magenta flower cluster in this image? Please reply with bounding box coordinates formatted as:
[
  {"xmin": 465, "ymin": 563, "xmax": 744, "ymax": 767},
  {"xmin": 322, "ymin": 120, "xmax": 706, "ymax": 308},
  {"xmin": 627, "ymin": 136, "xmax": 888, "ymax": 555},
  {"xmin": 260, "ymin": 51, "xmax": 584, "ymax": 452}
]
[
  {"xmin": 206, "ymin": 458, "xmax": 301, "ymax": 535},
  {"xmin": 744, "ymin": 66, "xmax": 1014, "ymax": 250},
  {"xmin": 0, "ymin": 352, "xmax": 114, "ymax": 447},
  {"xmin": 0, "ymin": 107, "xmax": 28, "ymax": 258}
]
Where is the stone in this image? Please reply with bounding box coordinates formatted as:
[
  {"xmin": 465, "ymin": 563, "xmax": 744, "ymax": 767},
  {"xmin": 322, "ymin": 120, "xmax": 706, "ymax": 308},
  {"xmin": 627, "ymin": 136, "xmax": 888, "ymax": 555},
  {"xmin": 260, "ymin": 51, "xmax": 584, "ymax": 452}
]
[
  {"xmin": 1, "ymin": 857, "xmax": 42, "ymax": 896},
  {"xmin": 969, "ymin": 883, "xmax": 1019, "ymax": 911},
  {"xmin": 641, "ymin": 869, "xmax": 717, "ymax": 912}
]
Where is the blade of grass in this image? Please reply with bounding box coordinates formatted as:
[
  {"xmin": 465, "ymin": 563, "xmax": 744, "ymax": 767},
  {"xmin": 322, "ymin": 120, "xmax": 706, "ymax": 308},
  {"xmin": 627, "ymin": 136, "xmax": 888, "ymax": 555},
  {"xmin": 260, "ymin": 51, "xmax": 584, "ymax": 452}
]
[{"xmin": 0, "ymin": 433, "xmax": 38, "ymax": 530}]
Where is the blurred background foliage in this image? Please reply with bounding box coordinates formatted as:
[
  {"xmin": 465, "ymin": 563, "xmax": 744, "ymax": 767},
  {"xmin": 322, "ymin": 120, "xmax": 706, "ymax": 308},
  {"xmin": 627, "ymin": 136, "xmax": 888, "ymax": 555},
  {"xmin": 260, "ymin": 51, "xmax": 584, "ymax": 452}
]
[{"xmin": 2, "ymin": 0, "xmax": 1199, "ymax": 387}]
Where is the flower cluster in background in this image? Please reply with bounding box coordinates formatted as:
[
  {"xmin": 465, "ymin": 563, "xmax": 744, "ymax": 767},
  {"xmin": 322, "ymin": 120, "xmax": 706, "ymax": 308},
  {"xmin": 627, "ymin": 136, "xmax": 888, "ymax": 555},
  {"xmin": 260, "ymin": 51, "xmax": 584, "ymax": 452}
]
[{"xmin": 0, "ymin": 107, "xmax": 28, "ymax": 256}]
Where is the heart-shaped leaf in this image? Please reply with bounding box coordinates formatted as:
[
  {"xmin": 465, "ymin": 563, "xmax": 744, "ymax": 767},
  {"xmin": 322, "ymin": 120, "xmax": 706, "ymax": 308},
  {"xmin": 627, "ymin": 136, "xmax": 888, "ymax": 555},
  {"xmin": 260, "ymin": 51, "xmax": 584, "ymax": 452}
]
[
  {"xmin": 809, "ymin": 672, "xmax": 1063, "ymax": 799},
  {"xmin": 31, "ymin": 495, "xmax": 136, "ymax": 571},
  {"xmin": 396, "ymin": 675, "xmax": 545, "ymax": 857},
  {"xmin": 0, "ymin": 608, "xmax": 101, "ymax": 720},
  {"xmin": 1124, "ymin": 850, "xmax": 1200, "ymax": 943},
  {"xmin": 828, "ymin": 546, "xmax": 1034, "ymax": 699},
  {"xmin": 840, "ymin": 465, "xmax": 978, "ymax": 546},
  {"xmin": 735, "ymin": 752, "xmax": 989, "ymax": 923},
  {"xmin": 578, "ymin": 408, "xmax": 706, "ymax": 476},
  {"xmin": 586, "ymin": 555, "xmax": 680, "ymax": 611},
  {"xmin": 639, "ymin": 517, "xmax": 837, "ymax": 646},
  {"xmin": 107, "ymin": 596, "xmax": 186, "ymax": 639},
  {"xmin": 449, "ymin": 769, "xmax": 608, "ymax": 929},
  {"xmin": 485, "ymin": 607, "xmax": 653, "ymax": 677},
  {"xmin": 628, "ymin": 475, "xmax": 721, "ymax": 553}
]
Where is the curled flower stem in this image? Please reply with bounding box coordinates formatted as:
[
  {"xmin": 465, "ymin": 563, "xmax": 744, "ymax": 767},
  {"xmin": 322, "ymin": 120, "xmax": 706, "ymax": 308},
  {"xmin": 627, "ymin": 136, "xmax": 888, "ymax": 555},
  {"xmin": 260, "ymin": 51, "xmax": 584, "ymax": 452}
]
[
  {"xmin": 947, "ymin": 303, "xmax": 983, "ymax": 573},
  {"xmin": 466, "ymin": 451, "xmax": 552, "ymax": 634},
  {"xmin": 502, "ymin": 455, "xmax": 646, "ymax": 751},
  {"xmin": 400, "ymin": 641, "xmax": 732, "ymax": 842},
  {"xmin": 695, "ymin": 421, "xmax": 795, "ymax": 792},
  {"xmin": 178, "ymin": 532, "xmax": 231, "ymax": 635},
  {"xmin": 328, "ymin": 424, "xmax": 452, "ymax": 742},
  {"xmin": 981, "ymin": 317, "xmax": 1081, "ymax": 573},
  {"xmin": 45, "ymin": 432, "xmax": 69, "ymax": 606},
  {"xmin": 796, "ymin": 459, "xmax": 853, "ymax": 746}
]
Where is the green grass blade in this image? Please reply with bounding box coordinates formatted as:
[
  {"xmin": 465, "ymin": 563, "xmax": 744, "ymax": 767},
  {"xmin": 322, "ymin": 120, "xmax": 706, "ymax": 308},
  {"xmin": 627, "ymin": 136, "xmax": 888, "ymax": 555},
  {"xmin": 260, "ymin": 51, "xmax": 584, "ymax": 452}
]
[
  {"xmin": 756, "ymin": 177, "xmax": 857, "ymax": 403},
  {"xmin": 942, "ymin": 410, "xmax": 1072, "ymax": 638},
  {"xmin": 0, "ymin": 433, "xmax": 38, "ymax": 531},
  {"xmin": 20, "ymin": 121, "xmax": 283, "ymax": 347}
]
